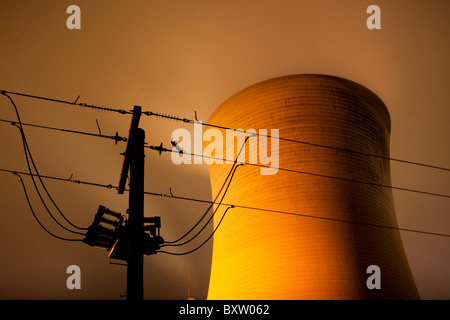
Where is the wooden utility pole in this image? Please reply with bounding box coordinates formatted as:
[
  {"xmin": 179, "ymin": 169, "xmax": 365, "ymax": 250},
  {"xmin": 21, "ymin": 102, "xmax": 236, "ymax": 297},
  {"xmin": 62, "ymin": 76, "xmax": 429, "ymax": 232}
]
[
  {"xmin": 118, "ymin": 105, "xmax": 145, "ymax": 301},
  {"xmin": 126, "ymin": 128, "xmax": 145, "ymax": 301}
]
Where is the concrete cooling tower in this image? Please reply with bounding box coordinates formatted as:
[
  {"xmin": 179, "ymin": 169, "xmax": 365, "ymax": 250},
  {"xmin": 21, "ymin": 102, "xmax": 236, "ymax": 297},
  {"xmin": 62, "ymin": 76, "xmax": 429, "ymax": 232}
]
[{"xmin": 205, "ymin": 74, "xmax": 420, "ymax": 299}]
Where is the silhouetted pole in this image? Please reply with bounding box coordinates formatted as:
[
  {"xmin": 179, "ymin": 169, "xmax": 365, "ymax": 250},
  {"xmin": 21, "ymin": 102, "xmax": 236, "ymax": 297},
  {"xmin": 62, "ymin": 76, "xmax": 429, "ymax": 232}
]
[{"xmin": 127, "ymin": 127, "xmax": 145, "ymax": 301}]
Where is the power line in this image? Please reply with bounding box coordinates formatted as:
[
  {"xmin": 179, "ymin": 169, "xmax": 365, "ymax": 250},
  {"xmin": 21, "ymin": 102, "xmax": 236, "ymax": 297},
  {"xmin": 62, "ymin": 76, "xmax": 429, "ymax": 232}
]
[
  {"xmin": 157, "ymin": 206, "xmax": 234, "ymax": 256},
  {"xmin": 19, "ymin": 135, "xmax": 86, "ymax": 235},
  {"xmin": 163, "ymin": 137, "xmax": 250, "ymax": 246},
  {"xmin": 12, "ymin": 172, "xmax": 83, "ymax": 242},
  {"xmin": 1, "ymin": 120, "xmax": 448, "ymax": 242},
  {"xmin": 144, "ymin": 110, "xmax": 450, "ymax": 172},
  {"xmin": 144, "ymin": 188, "xmax": 450, "ymax": 239},
  {"xmin": 158, "ymin": 160, "xmax": 242, "ymax": 255},
  {"xmin": 1, "ymin": 91, "xmax": 449, "ymax": 241},
  {"xmin": 1, "ymin": 90, "xmax": 132, "ymax": 115},
  {"xmin": 2, "ymin": 92, "xmax": 88, "ymax": 232},
  {"xmin": 162, "ymin": 162, "xmax": 236, "ymax": 245},
  {"xmin": 0, "ymin": 106, "xmax": 244, "ymax": 246},
  {"xmin": 162, "ymin": 164, "xmax": 242, "ymax": 248},
  {"xmin": 0, "ymin": 168, "xmax": 117, "ymax": 189},
  {"xmin": 2, "ymin": 112, "xmax": 447, "ymax": 199},
  {"xmin": 250, "ymin": 163, "xmax": 450, "ymax": 199},
  {"xmin": 0, "ymin": 118, "xmax": 127, "ymax": 144},
  {"xmin": 2, "ymin": 89, "xmax": 448, "ymax": 172},
  {"xmin": 1, "ymin": 168, "xmax": 449, "ymax": 239},
  {"xmin": 145, "ymin": 144, "xmax": 450, "ymax": 199}
]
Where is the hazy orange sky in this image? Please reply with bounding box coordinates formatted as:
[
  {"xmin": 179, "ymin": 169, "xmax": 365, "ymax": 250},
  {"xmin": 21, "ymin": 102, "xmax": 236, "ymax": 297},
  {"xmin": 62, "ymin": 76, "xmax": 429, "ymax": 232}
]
[{"xmin": 0, "ymin": 0, "xmax": 448, "ymax": 299}]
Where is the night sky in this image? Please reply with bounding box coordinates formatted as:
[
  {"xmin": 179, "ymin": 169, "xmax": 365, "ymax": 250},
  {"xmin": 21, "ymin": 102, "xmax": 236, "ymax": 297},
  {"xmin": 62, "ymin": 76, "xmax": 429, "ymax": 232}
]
[{"xmin": 0, "ymin": 0, "xmax": 449, "ymax": 300}]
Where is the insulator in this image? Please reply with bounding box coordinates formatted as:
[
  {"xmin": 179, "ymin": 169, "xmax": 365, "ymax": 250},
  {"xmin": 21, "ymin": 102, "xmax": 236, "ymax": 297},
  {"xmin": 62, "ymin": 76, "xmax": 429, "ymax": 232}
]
[
  {"xmin": 104, "ymin": 208, "xmax": 123, "ymax": 220},
  {"xmin": 100, "ymin": 216, "xmax": 120, "ymax": 227},
  {"xmin": 83, "ymin": 233, "xmax": 113, "ymax": 249},
  {"xmin": 97, "ymin": 225, "xmax": 117, "ymax": 235},
  {"xmin": 144, "ymin": 216, "xmax": 161, "ymax": 228},
  {"xmin": 92, "ymin": 205, "xmax": 106, "ymax": 225}
]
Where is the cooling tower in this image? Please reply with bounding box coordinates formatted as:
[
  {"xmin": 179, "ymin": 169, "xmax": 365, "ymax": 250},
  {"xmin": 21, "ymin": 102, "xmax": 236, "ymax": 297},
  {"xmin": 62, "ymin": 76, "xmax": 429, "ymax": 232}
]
[{"xmin": 205, "ymin": 74, "xmax": 420, "ymax": 299}]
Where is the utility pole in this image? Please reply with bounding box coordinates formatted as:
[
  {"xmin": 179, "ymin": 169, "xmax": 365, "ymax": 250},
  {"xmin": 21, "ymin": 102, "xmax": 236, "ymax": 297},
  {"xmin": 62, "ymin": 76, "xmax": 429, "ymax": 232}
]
[
  {"xmin": 118, "ymin": 105, "xmax": 145, "ymax": 301},
  {"xmin": 127, "ymin": 128, "xmax": 145, "ymax": 301},
  {"xmin": 82, "ymin": 105, "xmax": 163, "ymax": 300}
]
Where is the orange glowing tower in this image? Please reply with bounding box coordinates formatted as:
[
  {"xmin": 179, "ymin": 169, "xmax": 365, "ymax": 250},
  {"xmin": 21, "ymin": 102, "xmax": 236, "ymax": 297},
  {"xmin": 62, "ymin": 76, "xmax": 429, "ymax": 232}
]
[{"xmin": 205, "ymin": 74, "xmax": 420, "ymax": 299}]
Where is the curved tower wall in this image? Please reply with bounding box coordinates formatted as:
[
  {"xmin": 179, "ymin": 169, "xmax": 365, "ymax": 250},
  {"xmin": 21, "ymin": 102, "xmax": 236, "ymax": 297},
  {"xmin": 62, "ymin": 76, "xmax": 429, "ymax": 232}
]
[{"xmin": 205, "ymin": 74, "xmax": 419, "ymax": 299}]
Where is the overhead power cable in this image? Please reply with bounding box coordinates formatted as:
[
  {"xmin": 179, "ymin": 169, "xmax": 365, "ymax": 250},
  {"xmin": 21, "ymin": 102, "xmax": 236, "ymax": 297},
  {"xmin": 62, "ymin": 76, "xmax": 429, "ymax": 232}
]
[
  {"xmin": 19, "ymin": 134, "xmax": 86, "ymax": 235},
  {"xmin": 144, "ymin": 188, "xmax": 450, "ymax": 239},
  {"xmin": 0, "ymin": 118, "xmax": 127, "ymax": 144},
  {"xmin": 0, "ymin": 168, "xmax": 116, "ymax": 190},
  {"xmin": 1, "ymin": 92, "xmax": 88, "ymax": 232},
  {"xmin": 0, "ymin": 110, "xmax": 248, "ymax": 246},
  {"xmin": 157, "ymin": 206, "xmax": 235, "ymax": 256},
  {"xmin": 162, "ymin": 164, "xmax": 242, "ymax": 248},
  {"xmin": 143, "ymin": 110, "xmax": 450, "ymax": 172},
  {"xmin": 0, "ymin": 90, "xmax": 132, "ymax": 114},
  {"xmin": 1, "ymin": 91, "xmax": 449, "ymax": 242},
  {"xmin": 12, "ymin": 172, "xmax": 83, "ymax": 242},
  {"xmin": 163, "ymin": 136, "xmax": 251, "ymax": 245},
  {"xmin": 2, "ymin": 89, "xmax": 447, "ymax": 172},
  {"xmin": 1, "ymin": 168, "xmax": 449, "ymax": 239},
  {"xmin": 145, "ymin": 144, "xmax": 450, "ymax": 199},
  {"xmin": 1, "ymin": 111, "xmax": 446, "ymax": 199}
]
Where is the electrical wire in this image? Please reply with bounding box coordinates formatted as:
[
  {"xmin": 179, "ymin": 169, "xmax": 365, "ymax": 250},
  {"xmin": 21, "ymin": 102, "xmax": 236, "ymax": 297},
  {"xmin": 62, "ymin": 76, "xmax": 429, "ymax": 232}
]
[
  {"xmin": 0, "ymin": 90, "xmax": 132, "ymax": 114},
  {"xmin": 164, "ymin": 136, "xmax": 251, "ymax": 245},
  {"xmin": 143, "ymin": 110, "xmax": 450, "ymax": 172},
  {"xmin": 161, "ymin": 164, "xmax": 242, "ymax": 248},
  {"xmin": 0, "ymin": 91, "xmax": 448, "ymax": 243},
  {"xmin": 145, "ymin": 144, "xmax": 450, "ymax": 199},
  {"xmin": 157, "ymin": 206, "xmax": 234, "ymax": 256},
  {"xmin": 249, "ymin": 163, "xmax": 450, "ymax": 199},
  {"xmin": 1, "ymin": 168, "xmax": 448, "ymax": 239},
  {"xmin": 1, "ymin": 109, "xmax": 446, "ymax": 199},
  {"xmin": 13, "ymin": 172, "xmax": 83, "ymax": 242},
  {"xmin": 0, "ymin": 118, "xmax": 127, "ymax": 144},
  {"xmin": 19, "ymin": 134, "xmax": 86, "ymax": 235},
  {"xmin": 162, "ymin": 162, "xmax": 238, "ymax": 244},
  {"xmin": 2, "ymin": 89, "xmax": 447, "ymax": 172},
  {"xmin": 2, "ymin": 92, "xmax": 88, "ymax": 232},
  {"xmin": 146, "ymin": 189, "xmax": 450, "ymax": 239},
  {"xmin": 0, "ymin": 168, "xmax": 117, "ymax": 190}
]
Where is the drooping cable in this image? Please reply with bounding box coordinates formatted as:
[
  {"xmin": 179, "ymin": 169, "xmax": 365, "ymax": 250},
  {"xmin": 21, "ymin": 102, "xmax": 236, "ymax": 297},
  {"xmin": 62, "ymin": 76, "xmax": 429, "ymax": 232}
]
[
  {"xmin": 1, "ymin": 92, "xmax": 88, "ymax": 231},
  {"xmin": 163, "ymin": 135, "xmax": 252, "ymax": 244},
  {"xmin": 19, "ymin": 133, "xmax": 86, "ymax": 235},
  {"xmin": 162, "ymin": 164, "xmax": 242, "ymax": 248},
  {"xmin": 157, "ymin": 205, "xmax": 234, "ymax": 256},
  {"xmin": 13, "ymin": 172, "xmax": 83, "ymax": 242}
]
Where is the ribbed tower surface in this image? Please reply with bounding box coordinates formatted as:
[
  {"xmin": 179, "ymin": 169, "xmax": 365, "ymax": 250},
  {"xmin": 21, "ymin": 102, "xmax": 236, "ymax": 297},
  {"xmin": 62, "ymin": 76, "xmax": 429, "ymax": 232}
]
[{"xmin": 206, "ymin": 74, "xmax": 420, "ymax": 300}]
